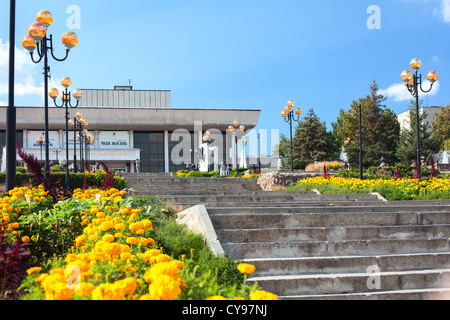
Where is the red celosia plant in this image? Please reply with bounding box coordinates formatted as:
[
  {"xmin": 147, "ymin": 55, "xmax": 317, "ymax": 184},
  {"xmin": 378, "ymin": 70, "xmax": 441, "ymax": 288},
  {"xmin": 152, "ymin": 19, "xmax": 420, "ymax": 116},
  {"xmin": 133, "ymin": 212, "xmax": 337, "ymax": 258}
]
[
  {"xmin": 414, "ymin": 158, "xmax": 421, "ymax": 181},
  {"xmin": 101, "ymin": 161, "xmax": 115, "ymax": 190},
  {"xmin": 16, "ymin": 142, "xmax": 45, "ymax": 187},
  {"xmin": 16, "ymin": 143, "xmax": 71, "ymax": 201},
  {"xmin": 323, "ymin": 164, "xmax": 330, "ymax": 179},
  {"xmin": 0, "ymin": 219, "xmax": 33, "ymax": 300},
  {"xmin": 429, "ymin": 154, "xmax": 437, "ymax": 178},
  {"xmin": 395, "ymin": 167, "xmax": 402, "ymax": 180}
]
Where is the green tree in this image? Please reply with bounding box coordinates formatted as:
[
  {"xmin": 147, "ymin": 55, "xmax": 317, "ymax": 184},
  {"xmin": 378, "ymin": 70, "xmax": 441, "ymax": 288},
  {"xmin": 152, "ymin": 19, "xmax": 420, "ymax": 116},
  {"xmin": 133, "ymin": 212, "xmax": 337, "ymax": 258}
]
[
  {"xmin": 337, "ymin": 80, "xmax": 400, "ymax": 168},
  {"xmin": 396, "ymin": 100, "xmax": 440, "ymax": 165},
  {"xmin": 431, "ymin": 105, "xmax": 450, "ymax": 151},
  {"xmin": 272, "ymin": 134, "xmax": 291, "ymax": 170},
  {"xmin": 292, "ymin": 107, "xmax": 333, "ymax": 169}
]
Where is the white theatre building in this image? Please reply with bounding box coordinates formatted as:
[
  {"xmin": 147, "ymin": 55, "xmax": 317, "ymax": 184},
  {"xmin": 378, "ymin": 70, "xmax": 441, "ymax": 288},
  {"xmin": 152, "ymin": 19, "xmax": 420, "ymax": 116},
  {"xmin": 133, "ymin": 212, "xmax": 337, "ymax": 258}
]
[{"xmin": 0, "ymin": 86, "xmax": 261, "ymax": 173}]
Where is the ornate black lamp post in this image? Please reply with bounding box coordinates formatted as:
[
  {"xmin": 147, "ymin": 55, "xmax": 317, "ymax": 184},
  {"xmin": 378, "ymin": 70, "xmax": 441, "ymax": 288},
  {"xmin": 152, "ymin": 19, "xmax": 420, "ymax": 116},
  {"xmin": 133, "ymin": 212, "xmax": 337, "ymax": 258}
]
[
  {"xmin": 49, "ymin": 77, "xmax": 83, "ymax": 189},
  {"xmin": 35, "ymin": 133, "xmax": 45, "ymax": 164},
  {"xmin": 401, "ymin": 58, "xmax": 439, "ymax": 177},
  {"xmin": 69, "ymin": 114, "xmax": 88, "ymax": 174},
  {"xmin": 21, "ymin": 10, "xmax": 78, "ymax": 188},
  {"xmin": 281, "ymin": 100, "xmax": 302, "ymax": 172}
]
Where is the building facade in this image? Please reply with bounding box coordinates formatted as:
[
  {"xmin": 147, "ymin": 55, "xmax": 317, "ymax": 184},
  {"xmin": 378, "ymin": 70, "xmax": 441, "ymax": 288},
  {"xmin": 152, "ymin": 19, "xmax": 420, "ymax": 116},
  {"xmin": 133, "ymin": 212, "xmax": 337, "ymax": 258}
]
[
  {"xmin": 0, "ymin": 87, "xmax": 261, "ymax": 173},
  {"xmin": 397, "ymin": 105, "xmax": 441, "ymax": 133}
]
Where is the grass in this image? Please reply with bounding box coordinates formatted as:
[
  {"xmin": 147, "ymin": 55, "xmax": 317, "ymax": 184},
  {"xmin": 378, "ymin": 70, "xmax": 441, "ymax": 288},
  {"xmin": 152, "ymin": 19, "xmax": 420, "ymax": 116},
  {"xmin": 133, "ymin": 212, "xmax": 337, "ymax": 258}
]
[{"xmin": 129, "ymin": 195, "xmax": 245, "ymax": 287}]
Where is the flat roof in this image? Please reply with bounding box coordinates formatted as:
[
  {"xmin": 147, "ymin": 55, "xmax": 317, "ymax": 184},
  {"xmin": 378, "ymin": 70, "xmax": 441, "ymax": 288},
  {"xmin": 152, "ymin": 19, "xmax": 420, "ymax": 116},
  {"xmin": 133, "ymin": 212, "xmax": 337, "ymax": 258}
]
[{"xmin": 0, "ymin": 106, "xmax": 261, "ymax": 132}]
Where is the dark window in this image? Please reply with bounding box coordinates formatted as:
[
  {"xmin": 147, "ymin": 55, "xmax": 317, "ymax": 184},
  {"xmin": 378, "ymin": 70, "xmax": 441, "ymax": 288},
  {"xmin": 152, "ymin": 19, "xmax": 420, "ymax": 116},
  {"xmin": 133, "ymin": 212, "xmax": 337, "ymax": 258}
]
[{"xmin": 134, "ymin": 132, "xmax": 164, "ymax": 173}]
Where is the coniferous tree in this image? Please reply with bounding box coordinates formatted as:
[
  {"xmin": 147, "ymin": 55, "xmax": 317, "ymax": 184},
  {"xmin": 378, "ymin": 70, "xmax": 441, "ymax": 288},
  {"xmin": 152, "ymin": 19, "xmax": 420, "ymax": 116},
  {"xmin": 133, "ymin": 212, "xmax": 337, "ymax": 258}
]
[
  {"xmin": 396, "ymin": 100, "xmax": 440, "ymax": 165},
  {"xmin": 273, "ymin": 134, "xmax": 292, "ymax": 170},
  {"xmin": 337, "ymin": 80, "xmax": 400, "ymax": 168},
  {"xmin": 292, "ymin": 107, "xmax": 330, "ymax": 169}
]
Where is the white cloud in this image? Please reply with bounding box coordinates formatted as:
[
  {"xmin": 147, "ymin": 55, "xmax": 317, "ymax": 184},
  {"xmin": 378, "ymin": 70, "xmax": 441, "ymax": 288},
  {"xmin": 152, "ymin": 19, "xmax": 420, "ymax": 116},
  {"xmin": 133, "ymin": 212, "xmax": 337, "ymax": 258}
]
[
  {"xmin": 0, "ymin": 100, "xmax": 6, "ymax": 106},
  {"xmin": 0, "ymin": 39, "xmax": 43, "ymax": 100},
  {"xmin": 432, "ymin": 0, "xmax": 450, "ymax": 23},
  {"xmin": 380, "ymin": 80, "xmax": 440, "ymax": 101}
]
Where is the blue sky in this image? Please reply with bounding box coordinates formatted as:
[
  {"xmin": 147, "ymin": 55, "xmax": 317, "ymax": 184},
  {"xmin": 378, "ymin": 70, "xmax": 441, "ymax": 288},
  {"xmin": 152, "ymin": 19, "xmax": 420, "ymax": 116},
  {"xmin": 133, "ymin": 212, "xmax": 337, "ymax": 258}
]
[{"xmin": 1, "ymin": 0, "xmax": 450, "ymax": 156}]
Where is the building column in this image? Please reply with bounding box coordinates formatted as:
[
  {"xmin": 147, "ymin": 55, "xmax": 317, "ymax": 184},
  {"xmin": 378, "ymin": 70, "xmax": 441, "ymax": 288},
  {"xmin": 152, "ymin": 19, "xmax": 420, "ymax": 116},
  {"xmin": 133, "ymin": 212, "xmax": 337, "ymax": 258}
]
[
  {"xmin": 164, "ymin": 130, "xmax": 169, "ymax": 173},
  {"xmin": 23, "ymin": 129, "xmax": 28, "ymax": 148},
  {"xmin": 129, "ymin": 130, "xmax": 134, "ymax": 148}
]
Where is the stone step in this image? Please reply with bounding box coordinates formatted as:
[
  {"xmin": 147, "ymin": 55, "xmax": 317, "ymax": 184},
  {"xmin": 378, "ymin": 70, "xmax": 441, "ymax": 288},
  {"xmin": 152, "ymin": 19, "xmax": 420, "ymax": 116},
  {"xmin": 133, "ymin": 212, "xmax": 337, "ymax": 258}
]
[
  {"xmin": 244, "ymin": 252, "xmax": 450, "ymax": 277},
  {"xmin": 281, "ymin": 288, "xmax": 450, "ymax": 300},
  {"xmin": 207, "ymin": 205, "xmax": 450, "ymax": 215},
  {"xmin": 133, "ymin": 190, "xmax": 317, "ymax": 196},
  {"xmin": 211, "ymin": 211, "xmax": 450, "ymax": 229},
  {"xmin": 155, "ymin": 193, "xmax": 381, "ymax": 202},
  {"xmin": 247, "ymin": 269, "xmax": 450, "ymax": 297},
  {"xmin": 223, "ymin": 239, "xmax": 450, "ymax": 259},
  {"xmin": 217, "ymin": 224, "xmax": 450, "ymax": 243},
  {"xmin": 202, "ymin": 201, "xmax": 389, "ymax": 208}
]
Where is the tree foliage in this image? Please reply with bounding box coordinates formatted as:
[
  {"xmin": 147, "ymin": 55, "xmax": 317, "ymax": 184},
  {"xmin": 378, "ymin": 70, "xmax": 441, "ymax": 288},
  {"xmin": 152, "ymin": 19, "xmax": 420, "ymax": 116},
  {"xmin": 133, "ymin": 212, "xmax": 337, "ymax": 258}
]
[
  {"xmin": 336, "ymin": 80, "xmax": 400, "ymax": 168},
  {"xmin": 292, "ymin": 108, "xmax": 335, "ymax": 169},
  {"xmin": 431, "ymin": 105, "xmax": 450, "ymax": 151},
  {"xmin": 396, "ymin": 100, "xmax": 440, "ymax": 165}
]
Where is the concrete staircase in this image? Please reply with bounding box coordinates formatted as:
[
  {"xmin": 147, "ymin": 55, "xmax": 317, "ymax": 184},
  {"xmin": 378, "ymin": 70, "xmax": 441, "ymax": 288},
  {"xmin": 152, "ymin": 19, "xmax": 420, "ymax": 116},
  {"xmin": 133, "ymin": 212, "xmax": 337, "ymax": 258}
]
[
  {"xmin": 122, "ymin": 173, "xmax": 384, "ymax": 208},
  {"xmin": 211, "ymin": 205, "xmax": 450, "ymax": 300},
  {"xmin": 123, "ymin": 173, "xmax": 450, "ymax": 300}
]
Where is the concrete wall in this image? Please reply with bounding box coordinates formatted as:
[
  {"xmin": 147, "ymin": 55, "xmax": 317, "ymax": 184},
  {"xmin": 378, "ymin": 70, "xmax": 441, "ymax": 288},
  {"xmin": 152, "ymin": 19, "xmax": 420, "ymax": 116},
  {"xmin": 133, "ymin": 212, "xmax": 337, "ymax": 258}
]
[{"xmin": 398, "ymin": 106, "xmax": 441, "ymax": 133}]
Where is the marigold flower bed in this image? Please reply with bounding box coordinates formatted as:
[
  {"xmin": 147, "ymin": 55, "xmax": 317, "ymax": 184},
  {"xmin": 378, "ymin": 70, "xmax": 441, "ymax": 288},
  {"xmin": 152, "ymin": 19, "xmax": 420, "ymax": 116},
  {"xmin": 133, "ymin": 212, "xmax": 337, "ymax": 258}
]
[
  {"xmin": 1, "ymin": 187, "xmax": 278, "ymax": 300},
  {"xmin": 292, "ymin": 176, "xmax": 450, "ymax": 200}
]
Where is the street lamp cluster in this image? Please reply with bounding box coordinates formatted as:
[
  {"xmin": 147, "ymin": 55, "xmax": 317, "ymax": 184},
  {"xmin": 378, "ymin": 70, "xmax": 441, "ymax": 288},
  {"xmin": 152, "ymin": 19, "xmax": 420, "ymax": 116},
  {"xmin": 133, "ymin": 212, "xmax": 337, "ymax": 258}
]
[
  {"xmin": 228, "ymin": 121, "xmax": 246, "ymax": 171},
  {"xmin": 21, "ymin": 10, "xmax": 80, "ymax": 189},
  {"xmin": 68, "ymin": 113, "xmax": 92, "ymax": 175},
  {"xmin": 401, "ymin": 58, "xmax": 439, "ymax": 177},
  {"xmin": 281, "ymin": 100, "xmax": 302, "ymax": 172},
  {"xmin": 49, "ymin": 77, "xmax": 83, "ymax": 188}
]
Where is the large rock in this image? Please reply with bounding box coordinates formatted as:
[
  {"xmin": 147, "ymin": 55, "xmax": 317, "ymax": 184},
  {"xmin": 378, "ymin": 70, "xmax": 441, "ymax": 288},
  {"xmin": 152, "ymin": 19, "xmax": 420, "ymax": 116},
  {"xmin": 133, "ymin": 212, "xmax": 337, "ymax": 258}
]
[{"xmin": 257, "ymin": 171, "xmax": 321, "ymax": 191}]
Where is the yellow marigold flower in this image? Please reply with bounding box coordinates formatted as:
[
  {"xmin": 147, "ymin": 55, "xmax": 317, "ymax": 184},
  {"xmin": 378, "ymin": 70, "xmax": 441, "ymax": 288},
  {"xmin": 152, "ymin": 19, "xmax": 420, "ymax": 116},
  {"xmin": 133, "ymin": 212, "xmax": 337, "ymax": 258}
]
[
  {"xmin": 88, "ymin": 235, "xmax": 99, "ymax": 242},
  {"xmin": 126, "ymin": 237, "xmax": 139, "ymax": 245},
  {"xmin": 42, "ymin": 273, "xmax": 65, "ymax": 292},
  {"xmin": 143, "ymin": 260, "xmax": 184, "ymax": 283},
  {"xmin": 75, "ymin": 235, "xmax": 87, "ymax": 248},
  {"xmin": 148, "ymin": 254, "xmax": 171, "ymax": 265},
  {"xmin": 250, "ymin": 290, "xmax": 279, "ymax": 300},
  {"xmin": 35, "ymin": 273, "xmax": 49, "ymax": 284},
  {"xmin": 45, "ymin": 281, "xmax": 74, "ymax": 300},
  {"xmin": 74, "ymin": 282, "xmax": 95, "ymax": 298},
  {"xmin": 22, "ymin": 236, "xmax": 31, "ymax": 243},
  {"xmin": 140, "ymin": 249, "xmax": 162, "ymax": 263},
  {"xmin": 147, "ymin": 275, "xmax": 182, "ymax": 300},
  {"xmin": 92, "ymin": 283, "xmax": 125, "ymax": 301},
  {"xmin": 205, "ymin": 295, "xmax": 227, "ymax": 300},
  {"xmin": 129, "ymin": 222, "xmax": 143, "ymax": 232},
  {"xmin": 114, "ymin": 277, "xmax": 137, "ymax": 296},
  {"xmin": 141, "ymin": 219, "xmax": 153, "ymax": 230},
  {"xmin": 100, "ymin": 221, "xmax": 114, "ymax": 232},
  {"xmin": 49, "ymin": 268, "xmax": 65, "ymax": 276},
  {"xmin": 26, "ymin": 267, "xmax": 42, "ymax": 275},
  {"xmin": 114, "ymin": 223, "xmax": 126, "ymax": 231},
  {"xmin": 114, "ymin": 232, "xmax": 124, "ymax": 238},
  {"xmin": 237, "ymin": 263, "xmax": 256, "ymax": 275}
]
